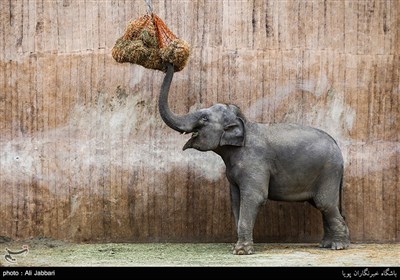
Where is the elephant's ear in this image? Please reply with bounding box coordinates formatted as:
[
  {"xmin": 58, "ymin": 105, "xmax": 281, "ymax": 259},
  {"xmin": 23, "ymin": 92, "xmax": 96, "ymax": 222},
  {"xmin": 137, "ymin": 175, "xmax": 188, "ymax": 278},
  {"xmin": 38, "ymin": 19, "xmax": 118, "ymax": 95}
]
[{"xmin": 220, "ymin": 118, "xmax": 245, "ymax": 147}]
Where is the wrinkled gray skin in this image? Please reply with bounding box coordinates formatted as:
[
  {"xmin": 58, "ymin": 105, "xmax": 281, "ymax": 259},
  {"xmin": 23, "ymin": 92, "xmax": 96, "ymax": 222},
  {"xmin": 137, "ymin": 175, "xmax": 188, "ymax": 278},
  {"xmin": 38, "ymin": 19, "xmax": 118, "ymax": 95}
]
[{"xmin": 159, "ymin": 63, "xmax": 350, "ymax": 255}]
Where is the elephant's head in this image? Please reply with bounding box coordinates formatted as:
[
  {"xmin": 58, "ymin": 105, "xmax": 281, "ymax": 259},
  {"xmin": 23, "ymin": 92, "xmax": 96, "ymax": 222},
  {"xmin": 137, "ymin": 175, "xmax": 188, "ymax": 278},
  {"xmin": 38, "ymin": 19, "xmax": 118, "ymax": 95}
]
[{"xmin": 159, "ymin": 63, "xmax": 246, "ymax": 151}]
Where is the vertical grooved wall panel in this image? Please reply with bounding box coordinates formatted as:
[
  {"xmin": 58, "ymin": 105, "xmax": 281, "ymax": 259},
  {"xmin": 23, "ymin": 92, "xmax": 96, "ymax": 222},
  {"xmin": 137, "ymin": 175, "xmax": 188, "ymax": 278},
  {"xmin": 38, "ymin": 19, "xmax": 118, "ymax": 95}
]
[{"xmin": 0, "ymin": 0, "xmax": 399, "ymax": 243}]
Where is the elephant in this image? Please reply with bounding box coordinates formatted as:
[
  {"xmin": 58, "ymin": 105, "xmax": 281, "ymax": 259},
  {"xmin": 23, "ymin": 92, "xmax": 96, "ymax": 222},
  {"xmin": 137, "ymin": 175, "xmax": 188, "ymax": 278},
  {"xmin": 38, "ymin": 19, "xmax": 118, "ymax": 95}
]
[{"xmin": 158, "ymin": 63, "xmax": 350, "ymax": 255}]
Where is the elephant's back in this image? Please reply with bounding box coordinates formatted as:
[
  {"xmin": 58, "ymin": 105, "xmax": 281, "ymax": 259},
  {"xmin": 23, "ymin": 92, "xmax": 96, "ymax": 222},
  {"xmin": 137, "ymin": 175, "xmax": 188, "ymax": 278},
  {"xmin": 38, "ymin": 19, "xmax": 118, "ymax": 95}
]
[{"xmin": 261, "ymin": 122, "xmax": 344, "ymax": 167}]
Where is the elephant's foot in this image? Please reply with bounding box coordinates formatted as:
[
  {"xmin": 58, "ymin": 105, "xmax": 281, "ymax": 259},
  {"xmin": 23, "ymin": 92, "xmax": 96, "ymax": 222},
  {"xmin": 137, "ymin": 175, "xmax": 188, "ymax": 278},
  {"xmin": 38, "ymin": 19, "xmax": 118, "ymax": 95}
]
[
  {"xmin": 233, "ymin": 241, "xmax": 254, "ymax": 255},
  {"xmin": 319, "ymin": 238, "xmax": 350, "ymax": 250}
]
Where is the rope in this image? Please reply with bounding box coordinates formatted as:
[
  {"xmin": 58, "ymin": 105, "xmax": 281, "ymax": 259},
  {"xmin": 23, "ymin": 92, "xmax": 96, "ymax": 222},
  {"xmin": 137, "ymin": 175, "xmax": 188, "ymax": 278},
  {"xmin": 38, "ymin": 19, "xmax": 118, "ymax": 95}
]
[{"xmin": 144, "ymin": 0, "xmax": 153, "ymax": 14}]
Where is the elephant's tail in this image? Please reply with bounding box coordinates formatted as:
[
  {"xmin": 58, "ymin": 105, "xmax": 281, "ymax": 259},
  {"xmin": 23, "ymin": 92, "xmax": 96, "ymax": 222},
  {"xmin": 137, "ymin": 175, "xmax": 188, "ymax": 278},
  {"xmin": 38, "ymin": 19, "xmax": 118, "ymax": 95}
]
[{"xmin": 339, "ymin": 171, "xmax": 346, "ymax": 220}]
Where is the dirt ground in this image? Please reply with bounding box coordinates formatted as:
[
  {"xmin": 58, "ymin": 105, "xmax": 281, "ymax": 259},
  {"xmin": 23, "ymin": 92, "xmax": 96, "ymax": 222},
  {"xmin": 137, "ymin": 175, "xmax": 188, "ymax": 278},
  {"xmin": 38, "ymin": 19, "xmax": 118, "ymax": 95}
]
[{"xmin": 0, "ymin": 237, "xmax": 399, "ymax": 267}]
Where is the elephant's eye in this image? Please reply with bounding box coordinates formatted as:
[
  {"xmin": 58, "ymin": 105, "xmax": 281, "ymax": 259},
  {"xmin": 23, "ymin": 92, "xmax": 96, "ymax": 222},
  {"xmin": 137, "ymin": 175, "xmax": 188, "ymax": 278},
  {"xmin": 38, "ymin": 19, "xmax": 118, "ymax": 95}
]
[{"xmin": 201, "ymin": 115, "xmax": 209, "ymax": 122}]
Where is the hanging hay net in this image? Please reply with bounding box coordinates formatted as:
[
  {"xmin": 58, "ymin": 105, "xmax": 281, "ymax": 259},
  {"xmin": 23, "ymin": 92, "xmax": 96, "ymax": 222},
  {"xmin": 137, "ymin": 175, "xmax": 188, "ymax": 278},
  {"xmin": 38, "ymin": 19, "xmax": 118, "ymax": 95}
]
[{"xmin": 112, "ymin": 13, "xmax": 190, "ymax": 72}]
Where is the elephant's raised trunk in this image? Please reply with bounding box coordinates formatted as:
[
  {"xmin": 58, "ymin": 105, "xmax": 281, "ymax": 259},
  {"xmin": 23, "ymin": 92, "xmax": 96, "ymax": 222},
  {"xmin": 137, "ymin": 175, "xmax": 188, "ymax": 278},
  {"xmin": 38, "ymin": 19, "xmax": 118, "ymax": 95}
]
[{"xmin": 158, "ymin": 63, "xmax": 198, "ymax": 133}]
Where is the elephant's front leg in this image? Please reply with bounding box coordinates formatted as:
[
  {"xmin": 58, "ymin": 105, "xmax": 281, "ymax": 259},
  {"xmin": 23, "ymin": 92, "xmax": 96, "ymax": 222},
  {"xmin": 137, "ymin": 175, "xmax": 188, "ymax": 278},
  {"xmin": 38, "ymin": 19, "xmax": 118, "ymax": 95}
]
[
  {"xmin": 233, "ymin": 186, "xmax": 267, "ymax": 255},
  {"xmin": 229, "ymin": 184, "xmax": 240, "ymax": 228}
]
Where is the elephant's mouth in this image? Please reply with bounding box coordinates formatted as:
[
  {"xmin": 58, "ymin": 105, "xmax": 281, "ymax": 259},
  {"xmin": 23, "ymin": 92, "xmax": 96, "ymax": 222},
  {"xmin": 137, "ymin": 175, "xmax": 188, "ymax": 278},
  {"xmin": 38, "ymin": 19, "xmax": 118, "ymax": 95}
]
[
  {"xmin": 182, "ymin": 131, "xmax": 199, "ymax": 150},
  {"xmin": 191, "ymin": 131, "xmax": 199, "ymax": 138}
]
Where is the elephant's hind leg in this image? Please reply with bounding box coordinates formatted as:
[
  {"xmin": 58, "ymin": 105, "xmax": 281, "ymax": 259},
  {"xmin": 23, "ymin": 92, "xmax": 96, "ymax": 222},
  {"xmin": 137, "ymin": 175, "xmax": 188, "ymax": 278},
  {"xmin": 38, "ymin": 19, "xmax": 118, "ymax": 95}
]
[
  {"xmin": 312, "ymin": 169, "xmax": 350, "ymax": 250},
  {"xmin": 319, "ymin": 207, "xmax": 349, "ymax": 249}
]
